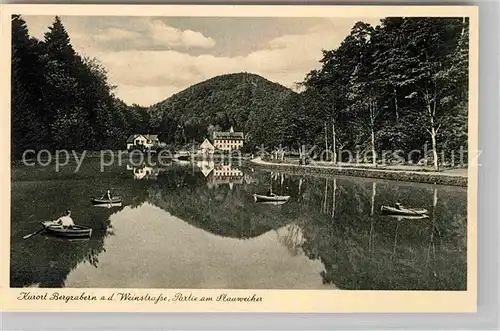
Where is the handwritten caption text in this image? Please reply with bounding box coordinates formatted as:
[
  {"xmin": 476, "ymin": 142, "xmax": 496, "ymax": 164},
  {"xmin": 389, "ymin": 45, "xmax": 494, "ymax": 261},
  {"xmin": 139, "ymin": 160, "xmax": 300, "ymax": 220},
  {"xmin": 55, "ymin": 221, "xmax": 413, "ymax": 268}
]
[{"xmin": 17, "ymin": 291, "xmax": 263, "ymax": 304}]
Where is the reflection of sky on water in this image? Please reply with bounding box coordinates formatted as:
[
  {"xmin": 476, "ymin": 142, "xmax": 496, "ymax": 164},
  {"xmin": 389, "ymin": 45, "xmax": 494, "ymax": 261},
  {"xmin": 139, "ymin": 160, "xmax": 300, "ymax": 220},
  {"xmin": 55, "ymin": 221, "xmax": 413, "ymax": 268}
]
[{"xmin": 65, "ymin": 202, "xmax": 331, "ymax": 289}]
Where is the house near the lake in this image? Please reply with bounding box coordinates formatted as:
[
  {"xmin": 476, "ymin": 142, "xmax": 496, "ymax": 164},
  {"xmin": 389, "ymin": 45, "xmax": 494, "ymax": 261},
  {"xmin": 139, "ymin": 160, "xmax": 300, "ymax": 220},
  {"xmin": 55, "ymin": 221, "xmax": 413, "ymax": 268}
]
[
  {"xmin": 199, "ymin": 138, "xmax": 215, "ymax": 155},
  {"xmin": 213, "ymin": 126, "xmax": 244, "ymax": 151},
  {"xmin": 126, "ymin": 134, "xmax": 162, "ymax": 150}
]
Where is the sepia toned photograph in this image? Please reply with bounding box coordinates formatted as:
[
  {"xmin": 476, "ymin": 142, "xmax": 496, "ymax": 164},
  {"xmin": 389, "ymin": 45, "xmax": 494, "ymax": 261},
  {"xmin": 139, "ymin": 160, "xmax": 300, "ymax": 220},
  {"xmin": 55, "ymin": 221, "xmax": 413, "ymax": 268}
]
[{"xmin": 1, "ymin": 4, "xmax": 478, "ymax": 312}]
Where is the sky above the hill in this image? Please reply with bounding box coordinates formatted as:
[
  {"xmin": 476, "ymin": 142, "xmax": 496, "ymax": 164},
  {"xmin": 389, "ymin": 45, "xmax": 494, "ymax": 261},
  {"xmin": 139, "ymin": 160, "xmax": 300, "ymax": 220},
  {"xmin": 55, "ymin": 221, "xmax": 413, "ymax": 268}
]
[{"xmin": 24, "ymin": 16, "xmax": 382, "ymax": 106}]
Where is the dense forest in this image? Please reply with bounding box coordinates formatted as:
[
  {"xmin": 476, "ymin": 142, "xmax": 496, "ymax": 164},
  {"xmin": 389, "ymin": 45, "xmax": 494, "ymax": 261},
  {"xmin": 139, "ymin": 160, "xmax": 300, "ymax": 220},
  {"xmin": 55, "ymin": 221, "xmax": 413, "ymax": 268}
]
[
  {"xmin": 150, "ymin": 17, "xmax": 469, "ymax": 170},
  {"xmin": 12, "ymin": 16, "xmax": 469, "ymax": 170},
  {"xmin": 11, "ymin": 15, "xmax": 151, "ymax": 157},
  {"xmin": 297, "ymin": 18, "xmax": 469, "ymax": 170}
]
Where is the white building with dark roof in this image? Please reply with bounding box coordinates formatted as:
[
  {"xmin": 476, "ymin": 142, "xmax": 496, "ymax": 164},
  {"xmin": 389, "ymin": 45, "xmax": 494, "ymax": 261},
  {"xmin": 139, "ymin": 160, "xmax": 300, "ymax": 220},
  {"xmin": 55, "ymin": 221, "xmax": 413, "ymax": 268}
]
[
  {"xmin": 199, "ymin": 138, "xmax": 215, "ymax": 155},
  {"xmin": 126, "ymin": 134, "xmax": 161, "ymax": 150},
  {"xmin": 213, "ymin": 126, "xmax": 244, "ymax": 151}
]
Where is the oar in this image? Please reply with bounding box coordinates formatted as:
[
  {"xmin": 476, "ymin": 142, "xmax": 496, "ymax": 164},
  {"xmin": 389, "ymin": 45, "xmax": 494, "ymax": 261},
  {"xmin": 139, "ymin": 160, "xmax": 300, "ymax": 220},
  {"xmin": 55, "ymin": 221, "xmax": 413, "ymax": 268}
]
[{"xmin": 23, "ymin": 227, "xmax": 45, "ymax": 240}]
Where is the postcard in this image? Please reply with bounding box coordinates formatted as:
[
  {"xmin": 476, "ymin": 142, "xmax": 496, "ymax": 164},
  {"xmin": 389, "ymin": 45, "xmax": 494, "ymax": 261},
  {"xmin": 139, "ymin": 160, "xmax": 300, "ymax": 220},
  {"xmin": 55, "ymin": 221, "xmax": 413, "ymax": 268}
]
[{"xmin": 0, "ymin": 4, "xmax": 478, "ymax": 312}]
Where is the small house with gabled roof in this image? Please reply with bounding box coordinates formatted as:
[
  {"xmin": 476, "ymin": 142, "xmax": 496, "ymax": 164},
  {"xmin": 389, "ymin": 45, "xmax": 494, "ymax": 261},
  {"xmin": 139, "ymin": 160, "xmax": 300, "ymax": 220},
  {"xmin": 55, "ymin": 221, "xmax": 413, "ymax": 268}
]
[
  {"xmin": 126, "ymin": 134, "xmax": 161, "ymax": 150},
  {"xmin": 199, "ymin": 138, "xmax": 215, "ymax": 155}
]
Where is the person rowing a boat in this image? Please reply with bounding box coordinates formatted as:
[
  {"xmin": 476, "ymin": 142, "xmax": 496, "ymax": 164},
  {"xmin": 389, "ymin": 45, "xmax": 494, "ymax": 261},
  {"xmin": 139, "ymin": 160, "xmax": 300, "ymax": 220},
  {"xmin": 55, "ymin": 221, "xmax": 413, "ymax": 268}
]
[
  {"xmin": 395, "ymin": 202, "xmax": 405, "ymax": 210},
  {"xmin": 266, "ymin": 189, "xmax": 276, "ymax": 197},
  {"xmin": 102, "ymin": 190, "xmax": 113, "ymax": 201},
  {"xmin": 53, "ymin": 210, "xmax": 75, "ymax": 228}
]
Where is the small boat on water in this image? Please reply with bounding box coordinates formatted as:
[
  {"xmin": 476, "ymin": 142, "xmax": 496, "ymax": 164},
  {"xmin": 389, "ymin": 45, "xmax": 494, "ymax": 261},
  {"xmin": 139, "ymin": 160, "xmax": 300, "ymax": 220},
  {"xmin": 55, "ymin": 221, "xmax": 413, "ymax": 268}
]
[
  {"xmin": 41, "ymin": 221, "xmax": 92, "ymax": 238},
  {"xmin": 92, "ymin": 202, "xmax": 122, "ymax": 209},
  {"xmin": 380, "ymin": 205, "xmax": 428, "ymax": 216},
  {"xmin": 91, "ymin": 196, "xmax": 122, "ymax": 205},
  {"xmin": 257, "ymin": 200, "xmax": 289, "ymax": 206},
  {"xmin": 253, "ymin": 194, "xmax": 290, "ymax": 203},
  {"xmin": 387, "ymin": 214, "xmax": 429, "ymax": 221}
]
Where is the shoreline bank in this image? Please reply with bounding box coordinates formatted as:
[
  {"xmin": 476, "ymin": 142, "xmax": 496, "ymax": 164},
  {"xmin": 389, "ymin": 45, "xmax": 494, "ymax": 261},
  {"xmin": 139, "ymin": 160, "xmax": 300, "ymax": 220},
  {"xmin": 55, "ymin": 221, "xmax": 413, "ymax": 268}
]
[{"xmin": 250, "ymin": 158, "xmax": 468, "ymax": 187}]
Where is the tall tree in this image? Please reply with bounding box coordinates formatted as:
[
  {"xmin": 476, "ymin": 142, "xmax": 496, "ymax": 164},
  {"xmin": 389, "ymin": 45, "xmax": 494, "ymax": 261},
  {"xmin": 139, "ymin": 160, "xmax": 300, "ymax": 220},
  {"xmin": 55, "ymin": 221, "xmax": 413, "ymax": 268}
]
[
  {"xmin": 371, "ymin": 18, "xmax": 406, "ymax": 123},
  {"xmin": 11, "ymin": 15, "xmax": 47, "ymax": 157},
  {"xmin": 399, "ymin": 18, "xmax": 465, "ymax": 170},
  {"xmin": 347, "ymin": 22, "xmax": 385, "ymax": 165},
  {"xmin": 43, "ymin": 16, "xmax": 85, "ymax": 149}
]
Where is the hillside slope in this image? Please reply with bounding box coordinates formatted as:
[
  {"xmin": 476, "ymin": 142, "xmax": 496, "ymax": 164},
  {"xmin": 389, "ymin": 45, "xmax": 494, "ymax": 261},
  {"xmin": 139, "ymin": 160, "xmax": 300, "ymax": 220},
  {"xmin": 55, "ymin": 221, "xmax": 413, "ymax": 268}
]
[{"xmin": 148, "ymin": 72, "xmax": 297, "ymax": 148}]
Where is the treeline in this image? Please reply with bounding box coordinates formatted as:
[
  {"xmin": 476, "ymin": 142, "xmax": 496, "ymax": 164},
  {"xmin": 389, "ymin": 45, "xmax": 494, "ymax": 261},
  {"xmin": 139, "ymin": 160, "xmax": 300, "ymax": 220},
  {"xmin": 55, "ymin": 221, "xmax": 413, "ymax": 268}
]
[
  {"xmin": 11, "ymin": 15, "xmax": 150, "ymax": 158},
  {"xmin": 278, "ymin": 18, "xmax": 469, "ymax": 170},
  {"xmin": 149, "ymin": 17, "xmax": 469, "ymax": 170},
  {"xmin": 12, "ymin": 16, "xmax": 469, "ymax": 170}
]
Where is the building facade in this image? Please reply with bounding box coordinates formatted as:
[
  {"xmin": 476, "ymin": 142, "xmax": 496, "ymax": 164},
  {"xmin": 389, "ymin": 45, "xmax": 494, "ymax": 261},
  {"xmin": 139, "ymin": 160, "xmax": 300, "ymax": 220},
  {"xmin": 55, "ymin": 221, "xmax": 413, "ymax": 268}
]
[
  {"xmin": 126, "ymin": 134, "xmax": 161, "ymax": 150},
  {"xmin": 199, "ymin": 138, "xmax": 215, "ymax": 155},
  {"xmin": 213, "ymin": 126, "xmax": 244, "ymax": 151}
]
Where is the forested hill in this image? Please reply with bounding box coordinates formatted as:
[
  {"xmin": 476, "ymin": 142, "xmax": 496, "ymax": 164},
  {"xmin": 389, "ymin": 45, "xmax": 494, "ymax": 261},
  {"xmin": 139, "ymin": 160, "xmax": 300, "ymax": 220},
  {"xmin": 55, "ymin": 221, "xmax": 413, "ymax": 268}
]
[{"xmin": 148, "ymin": 73, "xmax": 297, "ymax": 148}]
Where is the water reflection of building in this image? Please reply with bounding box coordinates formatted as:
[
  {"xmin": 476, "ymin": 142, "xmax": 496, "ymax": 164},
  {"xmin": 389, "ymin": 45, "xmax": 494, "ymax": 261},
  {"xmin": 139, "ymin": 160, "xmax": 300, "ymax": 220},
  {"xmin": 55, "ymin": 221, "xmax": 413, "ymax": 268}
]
[
  {"xmin": 213, "ymin": 164, "xmax": 243, "ymax": 179},
  {"xmin": 196, "ymin": 162, "xmax": 245, "ymax": 189},
  {"xmin": 127, "ymin": 165, "xmax": 161, "ymax": 180},
  {"xmin": 197, "ymin": 160, "xmax": 215, "ymax": 177}
]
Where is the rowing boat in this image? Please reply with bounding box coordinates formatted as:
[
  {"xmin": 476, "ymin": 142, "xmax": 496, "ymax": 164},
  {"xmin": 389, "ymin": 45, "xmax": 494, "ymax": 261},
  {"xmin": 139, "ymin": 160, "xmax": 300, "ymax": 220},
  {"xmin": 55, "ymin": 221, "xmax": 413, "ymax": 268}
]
[
  {"xmin": 380, "ymin": 205, "xmax": 428, "ymax": 216},
  {"xmin": 91, "ymin": 196, "xmax": 122, "ymax": 205},
  {"xmin": 257, "ymin": 201, "xmax": 288, "ymax": 206},
  {"xmin": 253, "ymin": 194, "xmax": 290, "ymax": 203},
  {"xmin": 387, "ymin": 214, "xmax": 430, "ymax": 221},
  {"xmin": 41, "ymin": 221, "xmax": 92, "ymax": 238},
  {"xmin": 92, "ymin": 202, "xmax": 122, "ymax": 208}
]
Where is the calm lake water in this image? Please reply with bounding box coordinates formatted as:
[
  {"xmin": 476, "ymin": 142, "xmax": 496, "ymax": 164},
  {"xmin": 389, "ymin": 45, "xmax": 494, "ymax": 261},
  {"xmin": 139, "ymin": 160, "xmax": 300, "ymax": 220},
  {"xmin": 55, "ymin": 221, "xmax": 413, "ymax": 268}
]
[{"xmin": 11, "ymin": 157, "xmax": 467, "ymax": 290}]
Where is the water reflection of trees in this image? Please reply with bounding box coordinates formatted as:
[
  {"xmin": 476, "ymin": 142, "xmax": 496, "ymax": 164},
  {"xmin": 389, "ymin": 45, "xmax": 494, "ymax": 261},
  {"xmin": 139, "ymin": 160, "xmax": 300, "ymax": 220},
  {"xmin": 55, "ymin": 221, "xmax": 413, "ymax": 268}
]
[
  {"xmin": 275, "ymin": 223, "xmax": 305, "ymax": 256},
  {"xmin": 294, "ymin": 176, "xmax": 467, "ymax": 290},
  {"xmin": 10, "ymin": 162, "xmax": 153, "ymax": 288},
  {"xmin": 11, "ymin": 160, "xmax": 468, "ymax": 290},
  {"xmin": 10, "ymin": 179, "xmax": 122, "ymax": 287},
  {"xmin": 147, "ymin": 175, "xmax": 291, "ymax": 238},
  {"xmin": 143, "ymin": 165, "xmax": 467, "ymax": 290}
]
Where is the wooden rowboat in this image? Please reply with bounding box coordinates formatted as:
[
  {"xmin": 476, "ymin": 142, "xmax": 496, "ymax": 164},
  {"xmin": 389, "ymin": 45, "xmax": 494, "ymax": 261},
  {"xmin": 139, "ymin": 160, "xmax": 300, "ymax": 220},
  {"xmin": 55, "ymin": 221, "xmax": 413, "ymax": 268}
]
[
  {"xmin": 387, "ymin": 215, "xmax": 429, "ymax": 221},
  {"xmin": 253, "ymin": 194, "xmax": 290, "ymax": 203},
  {"xmin": 380, "ymin": 205, "xmax": 428, "ymax": 216},
  {"xmin": 91, "ymin": 196, "xmax": 122, "ymax": 205},
  {"xmin": 41, "ymin": 221, "xmax": 92, "ymax": 238},
  {"xmin": 92, "ymin": 202, "xmax": 122, "ymax": 209},
  {"xmin": 257, "ymin": 201, "xmax": 288, "ymax": 206}
]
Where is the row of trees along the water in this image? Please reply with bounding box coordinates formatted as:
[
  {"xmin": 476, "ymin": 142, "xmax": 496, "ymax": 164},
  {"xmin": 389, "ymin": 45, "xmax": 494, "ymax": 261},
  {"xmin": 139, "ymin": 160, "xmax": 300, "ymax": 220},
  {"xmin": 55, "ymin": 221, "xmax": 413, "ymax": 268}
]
[
  {"xmin": 12, "ymin": 16, "xmax": 469, "ymax": 171},
  {"xmin": 283, "ymin": 18, "xmax": 469, "ymax": 171},
  {"xmin": 11, "ymin": 15, "xmax": 151, "ymax": 158}
]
